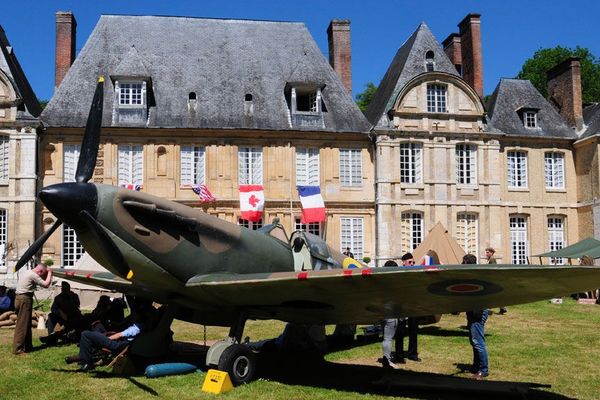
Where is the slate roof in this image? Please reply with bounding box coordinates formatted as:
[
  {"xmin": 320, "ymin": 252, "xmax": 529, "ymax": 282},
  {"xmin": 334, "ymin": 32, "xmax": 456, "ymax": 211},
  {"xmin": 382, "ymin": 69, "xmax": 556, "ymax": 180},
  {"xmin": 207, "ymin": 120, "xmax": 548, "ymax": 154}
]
[
  {"xmin": 365, "ymin": 22, "xmax": 460, "ymax": 127},
  {"xmin": 486, "ymin": 79, "xmax": 576, "ymax": 139},
  {"xmin": 41, "ymin": 15, "xmax": 370, "ymax": 134},
  {"xmin": 580, "ymin": 103, "xmax": 600, "ymax": 139},
  {"xmin": 0, "ymin": 26, "xmax": 41, "ymax": 120}
]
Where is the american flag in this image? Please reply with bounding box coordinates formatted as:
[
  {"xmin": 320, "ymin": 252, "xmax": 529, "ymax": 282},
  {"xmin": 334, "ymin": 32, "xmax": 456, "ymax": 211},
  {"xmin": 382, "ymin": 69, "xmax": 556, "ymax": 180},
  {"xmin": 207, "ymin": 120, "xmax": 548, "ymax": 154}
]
[
  {"xmin": 193, "ymin": 184, "xmax": 216, "ymax": 202},
  {"xmin": 120, "ymin": 183, "xmax": 143, "ymax": 191}
]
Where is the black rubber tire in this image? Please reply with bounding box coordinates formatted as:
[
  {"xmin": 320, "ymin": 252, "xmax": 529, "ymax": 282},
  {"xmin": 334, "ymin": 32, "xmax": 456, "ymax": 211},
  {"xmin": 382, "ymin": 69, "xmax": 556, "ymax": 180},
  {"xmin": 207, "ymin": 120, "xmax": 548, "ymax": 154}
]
[{"xmin": 217, "ymin": 344, "xmax": 257, "ymax": 385}]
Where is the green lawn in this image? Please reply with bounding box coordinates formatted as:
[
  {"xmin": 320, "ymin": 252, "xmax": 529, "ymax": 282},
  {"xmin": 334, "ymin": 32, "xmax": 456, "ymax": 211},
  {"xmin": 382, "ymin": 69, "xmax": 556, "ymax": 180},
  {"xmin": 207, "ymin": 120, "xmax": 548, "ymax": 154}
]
[{"xmin": 1, "ymin": 299, "xmax": 598, "ymax": 399}]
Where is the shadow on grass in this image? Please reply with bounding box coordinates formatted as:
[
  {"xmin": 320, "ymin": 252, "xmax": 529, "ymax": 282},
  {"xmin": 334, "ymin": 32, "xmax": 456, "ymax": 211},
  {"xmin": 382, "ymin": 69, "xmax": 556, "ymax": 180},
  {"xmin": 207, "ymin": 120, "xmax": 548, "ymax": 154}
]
[
  {"xmin": 418, "ymin": 326, "xmax": 469, "ymax": 337},
  {"xmin": 255, "ymin": 352, "xmax": 572, "ymax": 400},
  {"xmin": 50, "ymin": 368, "xmax": 159, "ymax": 396}
]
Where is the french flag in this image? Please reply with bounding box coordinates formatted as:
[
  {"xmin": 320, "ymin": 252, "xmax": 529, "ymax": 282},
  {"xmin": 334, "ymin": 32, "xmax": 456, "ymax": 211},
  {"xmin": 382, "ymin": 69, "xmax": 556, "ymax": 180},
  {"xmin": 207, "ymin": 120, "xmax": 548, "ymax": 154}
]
[
  {"xmin": 297, "ymin": 186, "xmax": 326, "ymax": 223},
  {"xmin": 239, "ymin": 185, "xmax": 264, "ymax": 222}
]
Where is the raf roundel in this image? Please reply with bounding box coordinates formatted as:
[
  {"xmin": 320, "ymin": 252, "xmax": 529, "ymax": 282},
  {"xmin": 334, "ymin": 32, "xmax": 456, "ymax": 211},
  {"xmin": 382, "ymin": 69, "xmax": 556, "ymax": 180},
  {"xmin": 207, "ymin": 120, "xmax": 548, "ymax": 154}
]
[{"xmin": 427, "ymin": 279, "xmax": 503, "ymax": 296}]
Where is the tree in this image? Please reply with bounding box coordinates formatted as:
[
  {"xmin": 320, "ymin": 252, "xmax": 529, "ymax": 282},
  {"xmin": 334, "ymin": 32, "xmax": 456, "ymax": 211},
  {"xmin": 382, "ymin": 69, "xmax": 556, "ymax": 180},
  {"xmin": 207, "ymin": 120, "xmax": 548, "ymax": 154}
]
[
  {"xmin": 516, "ymin": 46, "xmax": 600, "ymax": 104},
  {"xmin": 355, "ymin": 82, "xmax": 377, "ymax": 112}
]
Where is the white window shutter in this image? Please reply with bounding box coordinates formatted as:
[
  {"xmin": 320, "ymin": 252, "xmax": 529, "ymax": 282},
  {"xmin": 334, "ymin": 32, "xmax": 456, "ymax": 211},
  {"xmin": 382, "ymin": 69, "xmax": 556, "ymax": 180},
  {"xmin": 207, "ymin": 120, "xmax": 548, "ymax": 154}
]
[
  {"xmin": 133, "ymin": 145, "xmax": 143, "ymax": 185},
  {"xmin": 195, "ymin": 147, "xmax": 205, "ymax": 185},
  {"xmin": 296, "ymin": 149, "xmax": 307, "ymax": 186},
  {"xmin": 63, "ymin": 144, "xmax": 81, "ymax": 183},
  {"xmin": 180, "ymin": 145, "xmax": 193, "ymax": 186},
  {"xmin": 238, "ymin": 148, "xmax": 248, "ymax": 184},
  {"xmin": 308, "ymin": 149, "xmax": 319, "ymax": 186},
  {"xmin": 118, "ymin": 146, "xmax": 130, "ymax": 185},
  {"xmin": 252, "ymin": 148, "xmax": 262, "ymax": 185}
]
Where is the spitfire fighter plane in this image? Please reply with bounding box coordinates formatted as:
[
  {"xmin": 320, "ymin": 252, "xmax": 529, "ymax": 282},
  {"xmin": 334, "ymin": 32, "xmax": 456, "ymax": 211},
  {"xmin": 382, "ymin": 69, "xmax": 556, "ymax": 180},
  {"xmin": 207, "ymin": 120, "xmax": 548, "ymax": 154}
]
[{"xmin": 17, "ymin": 78, "xmax": 600, "ymax": 384}]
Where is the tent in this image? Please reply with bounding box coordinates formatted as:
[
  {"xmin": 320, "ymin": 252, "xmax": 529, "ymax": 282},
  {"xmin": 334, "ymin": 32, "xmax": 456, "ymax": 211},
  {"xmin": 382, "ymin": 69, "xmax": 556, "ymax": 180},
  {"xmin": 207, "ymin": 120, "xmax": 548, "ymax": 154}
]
[
  {"xmin": 533, "ymin": 237, "xmax": 600, "ymax": 260},
  {"xmin": 53, "ymin": 253, "xmax": 114, "ymax": 310},
  {"xmin": 413, "ymin": 222, "xmax": 466, "ymax": 265}
]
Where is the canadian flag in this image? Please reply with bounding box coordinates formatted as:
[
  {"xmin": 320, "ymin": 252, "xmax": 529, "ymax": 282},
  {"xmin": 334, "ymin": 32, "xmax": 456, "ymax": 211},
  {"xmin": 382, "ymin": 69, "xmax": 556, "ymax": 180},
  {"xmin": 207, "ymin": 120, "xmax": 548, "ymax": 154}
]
[{"xmin": 239, "ymin": 185, "xmax": 264, "ymax": 222}]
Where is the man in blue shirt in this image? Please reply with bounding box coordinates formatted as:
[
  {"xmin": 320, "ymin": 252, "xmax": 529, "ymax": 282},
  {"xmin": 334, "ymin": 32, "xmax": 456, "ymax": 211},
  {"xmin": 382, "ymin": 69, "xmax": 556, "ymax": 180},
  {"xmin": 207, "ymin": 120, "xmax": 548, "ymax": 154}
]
[
  {"xmin": 0, "ymin": 285, "xmax": 11, "ymax": 312},
  {"xmin": 75, "ymin": 322, "xmax": 142, "ymax": 372}
]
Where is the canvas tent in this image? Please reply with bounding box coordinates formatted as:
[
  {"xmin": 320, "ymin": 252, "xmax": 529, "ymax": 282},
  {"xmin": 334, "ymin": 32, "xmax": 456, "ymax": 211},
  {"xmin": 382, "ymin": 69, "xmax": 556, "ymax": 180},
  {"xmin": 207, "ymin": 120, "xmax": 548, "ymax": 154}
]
[
  {"xmin": 51, "ymin": 253, "xmax": 114, "ymax": 309},
  {"xmin": 413, "ymin": 222, "xmax": 467, "ymax": 265},
  {"xmin": 533, "ymin": 237, "xmax": 600, "ymax": 262}
]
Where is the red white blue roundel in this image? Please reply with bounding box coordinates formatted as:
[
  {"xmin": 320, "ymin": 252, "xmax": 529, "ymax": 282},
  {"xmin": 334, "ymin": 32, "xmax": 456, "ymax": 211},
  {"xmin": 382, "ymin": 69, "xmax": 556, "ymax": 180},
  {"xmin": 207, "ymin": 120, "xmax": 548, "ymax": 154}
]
[{"xmin": 427, "ymin": 279, "xmax": 502, "ymax": 296}]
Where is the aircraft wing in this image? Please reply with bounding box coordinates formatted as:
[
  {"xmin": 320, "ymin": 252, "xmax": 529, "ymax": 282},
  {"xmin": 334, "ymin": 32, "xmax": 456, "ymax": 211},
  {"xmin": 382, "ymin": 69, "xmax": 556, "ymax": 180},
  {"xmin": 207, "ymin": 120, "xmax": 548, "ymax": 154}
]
[
  {"xmin": 53, "ymin": 269, "xmax": 133, "ymax": 293},
  {"xmin": 185, "ymin": 264, "xmax": 600, "ymax": 324}
]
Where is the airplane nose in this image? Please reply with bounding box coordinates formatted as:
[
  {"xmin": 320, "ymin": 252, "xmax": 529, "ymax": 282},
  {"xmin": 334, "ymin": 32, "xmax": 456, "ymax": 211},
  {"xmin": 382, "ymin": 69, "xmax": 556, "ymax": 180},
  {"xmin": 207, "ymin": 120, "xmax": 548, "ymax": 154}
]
[{"xmin": 39, "ymin": 183, "xmax": 98, "ymax": 229}]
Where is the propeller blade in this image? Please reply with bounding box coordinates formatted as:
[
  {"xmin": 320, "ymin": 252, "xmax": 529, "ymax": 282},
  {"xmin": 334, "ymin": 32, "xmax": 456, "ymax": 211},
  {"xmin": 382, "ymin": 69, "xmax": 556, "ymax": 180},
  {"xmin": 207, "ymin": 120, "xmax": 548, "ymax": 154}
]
[
  {"xmin": 78, "ymin": 210, "xmax": 130, "ymax": 278},
  {"xmin": 15, "ymin": 219, "xmax": 62, "ymax": 271},
  {"xmin": 75, "ymin": 76, "xmax": 104, "ymax": 183}
]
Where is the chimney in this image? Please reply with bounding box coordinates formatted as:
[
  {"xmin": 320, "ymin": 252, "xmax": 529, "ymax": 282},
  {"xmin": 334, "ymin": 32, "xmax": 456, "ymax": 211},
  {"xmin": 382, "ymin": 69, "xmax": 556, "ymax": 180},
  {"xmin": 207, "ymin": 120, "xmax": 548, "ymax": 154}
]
[
  {"xmin": 327, "ymin": 19, "xmax": 352, "ymax": 95},
  {"xmin": 458, "ymin": 13, "xmax": 483, "ymax": 97},
  {"xmin": 442, "ymin": 33, "xmax": 462, "ymax": 76},
  {"xmin": 55, "ymin": 11, "xmax": 76, "ymax": 92},
  {"xmin": 547, "ymin": 57, "xmax": 584, "ymax": 131}
]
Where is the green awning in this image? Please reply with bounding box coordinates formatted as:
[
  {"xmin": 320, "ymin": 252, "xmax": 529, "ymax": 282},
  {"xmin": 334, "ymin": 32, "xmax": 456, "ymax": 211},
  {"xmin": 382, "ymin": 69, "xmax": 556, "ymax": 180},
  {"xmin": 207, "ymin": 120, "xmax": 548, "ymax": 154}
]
[{"xmin": 533, "ymin": 237, "xmax": 600, "ymax": 259}]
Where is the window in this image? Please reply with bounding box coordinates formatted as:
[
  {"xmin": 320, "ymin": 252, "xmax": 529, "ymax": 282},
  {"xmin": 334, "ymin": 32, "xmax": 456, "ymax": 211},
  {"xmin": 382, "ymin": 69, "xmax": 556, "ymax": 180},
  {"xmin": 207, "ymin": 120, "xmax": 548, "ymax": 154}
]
[
  {"xmin": 238, "ymin": 218, "xmax": 263, "ymax": 230},
  {"xmin": 401, "ymin": 212, "xmax": 423, "ymax": 252},
  {"xmin": 0, "ymin": 209, "xmax": 6, "ymax": 266},
  {"xmin": 296, "ymin": 148, "xmax": 320, "ymax": 186},
  {"xmin": 340, "ymin": 217, "xmax": 363, "ymax": 260},
  {"xmin": 62, "ymin": 225, "xmax": 84, "ymax": 267},
  {"xmin": 119, "ymin": 82, "xmax": 143, "ymax": 105},
  {"xmin": 238, "ymin": 147, "xmax": 262, "ymax": 185},
  {"xmin": 0, "ymin": 136, "xmax": 8, "ymax": 184},
  {"xmin": 457, "ymin": 213, "xmax": 478, "ymax": 257},
  {"xmin": 427, "ymin": 84, "xmax": 447, "ymax": 113},
  {"xmin": 524, "ymin": 111, "xmax": 537, "ymax": 128},
  {"xmin": 456, "ymin": 144, "xmax": 477, "ymax": 185},
  {"xmin": 118, "ymin": 144, "xmax": 143, "ymax": 186},
  {"xmin": 63, "ymin": 144, "xmax": 81, "ymax": 182},
  {"xmin": 510, "ymin": 216, "xmax": 528, "ymax": 264},
  {"xmin": 548, "ymin": 216, "xmax": 565, "ymax": 265},
  {"xmin": 507, "ymin": 151, "xmax": 528, "ymax": 188},
  {"xmin": 400, "ymin": 143, "xmax": 422, "ymax": 184},
  {"xmin": 287, "ymin": 85, "xmax": 324, "ymax": 128},
  {"xmin": 295, "ymin": 218, "xmax": 322, "ymax": 237},
  {"xmin": 425, "ymin": 50, "xmax": 435, "ymax": 72},
  {"xmin": 544, "ymin": 152, "xmax": 564, "ymax": 189},
  {"xmin": 291, "ymin": 87, "xmax": 321, "ymax": 113},
  {"xmin": 340, "ymin": 149, "xmax": 362, "ymax": 187},
  {"xmin": 180, "ymin": 146, "xmax": 205, "ymax": 186}
]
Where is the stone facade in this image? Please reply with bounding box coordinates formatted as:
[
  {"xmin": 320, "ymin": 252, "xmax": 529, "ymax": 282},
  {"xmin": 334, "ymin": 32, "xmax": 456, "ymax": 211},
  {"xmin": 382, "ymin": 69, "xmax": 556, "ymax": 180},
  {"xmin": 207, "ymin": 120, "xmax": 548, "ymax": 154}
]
[{"xmin": 0, "ymin": 27, "xmax": 41, "ymax": 285}]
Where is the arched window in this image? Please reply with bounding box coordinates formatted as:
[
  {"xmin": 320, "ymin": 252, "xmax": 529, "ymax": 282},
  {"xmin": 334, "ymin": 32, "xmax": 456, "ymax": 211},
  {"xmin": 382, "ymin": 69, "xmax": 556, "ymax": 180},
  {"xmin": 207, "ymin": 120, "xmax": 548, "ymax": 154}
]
[
  {"xmin": 425, "ymin": 50, "xmax": 435, "ymax": 72},
  {"xmin": 188, "ymin": 92, "xmax": 197, "ymax": 101}
]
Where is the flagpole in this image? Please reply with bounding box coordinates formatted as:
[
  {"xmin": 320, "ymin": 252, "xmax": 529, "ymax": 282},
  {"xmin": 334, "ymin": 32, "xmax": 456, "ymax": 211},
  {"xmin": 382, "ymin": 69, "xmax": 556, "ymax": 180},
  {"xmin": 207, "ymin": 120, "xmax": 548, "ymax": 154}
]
[{"xmin": 289, "ymin": 142, "xmax": 293, "ymax": 232}]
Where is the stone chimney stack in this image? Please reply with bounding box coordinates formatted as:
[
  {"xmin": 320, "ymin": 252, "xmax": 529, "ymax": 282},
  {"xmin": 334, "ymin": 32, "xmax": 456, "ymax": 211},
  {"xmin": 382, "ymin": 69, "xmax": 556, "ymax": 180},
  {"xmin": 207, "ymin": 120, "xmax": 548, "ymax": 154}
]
[
  {"xmin": 55, "ymin": 11, "xmax": 76, "ymax": 92},
  {"xmin": 327, "ymin": 19, "xmax": 352, "ymax": 95},
  {"xmin": 442, "ymin": 33, "xmax": 462, "ymax": 76},
  {"xmin": 458, "ymin": 13, "xmax": 483, "ymax": 97},
  {"xmin": 547, "ymin": 57, "xmax": 584, "ymax": 131}
]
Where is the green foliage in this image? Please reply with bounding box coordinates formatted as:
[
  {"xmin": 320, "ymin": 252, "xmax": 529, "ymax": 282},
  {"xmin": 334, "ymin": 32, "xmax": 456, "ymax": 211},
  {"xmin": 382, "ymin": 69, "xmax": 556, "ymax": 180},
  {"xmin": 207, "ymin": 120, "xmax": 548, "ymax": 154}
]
[
  {"xmin": 362, "ymin": 256, "xmax": 371, "ymax": 264},
  {"xmin": 38, "ymin": 99, "xmax": 49, "ymax": 110},
  {"xmin": 43, "ymin": 258, "xmax": 54, "ymax": 267},
  {"xmin": 516, "ymin": 45, "xmax": 600, "ymax": 103},
  {"xmin": 355, "ymin": 82, "xmax": 377, "ymax": 112}
]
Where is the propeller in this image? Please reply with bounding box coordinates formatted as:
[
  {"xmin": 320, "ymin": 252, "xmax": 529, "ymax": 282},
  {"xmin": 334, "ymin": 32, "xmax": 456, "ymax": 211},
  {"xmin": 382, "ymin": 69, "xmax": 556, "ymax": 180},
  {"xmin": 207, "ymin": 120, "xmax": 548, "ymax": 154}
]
[
  {"xmin": 14, "ymin": 77, "xmax": 104, "ymax": 271},
  {"xmin": 78, "ymin": 210, "xmax": 130, "ymax": 278}
]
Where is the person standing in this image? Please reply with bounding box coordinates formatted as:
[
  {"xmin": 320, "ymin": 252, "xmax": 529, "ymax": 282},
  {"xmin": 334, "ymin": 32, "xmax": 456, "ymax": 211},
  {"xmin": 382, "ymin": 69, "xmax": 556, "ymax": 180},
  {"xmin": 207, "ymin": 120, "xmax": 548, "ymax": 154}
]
[
  {"xmin": 343, "ymin": 247, "xmax": 354, "ymax": 259},
  {"xmin": 396, "ymin": 252, "xmax": 420, "ymax": 362},
  {"xmin": 13, "ymin": 264, "xmax": 52, "ymax": 355},
  {"xmin": 0, "ymin": 285, "xmax": 11, "ymax": 312},
  {"xmin": 380, "ymin": 259, "xmax": 400, "ymax": 369},
  {"xmin": 463, "ymin": 254, "xmax": 489, "ymax": 379},
  {"xmin": 486, "ymin": 247, "xmax": 506, "ymax": 314}
]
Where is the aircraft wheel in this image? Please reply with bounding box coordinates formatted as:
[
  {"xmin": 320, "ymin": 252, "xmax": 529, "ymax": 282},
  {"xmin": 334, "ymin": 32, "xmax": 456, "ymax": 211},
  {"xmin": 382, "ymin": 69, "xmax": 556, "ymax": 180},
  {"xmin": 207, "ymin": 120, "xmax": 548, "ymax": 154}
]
[{"xmin": 217, "ymin": 344, "xmax": 257, "ymax": 385}]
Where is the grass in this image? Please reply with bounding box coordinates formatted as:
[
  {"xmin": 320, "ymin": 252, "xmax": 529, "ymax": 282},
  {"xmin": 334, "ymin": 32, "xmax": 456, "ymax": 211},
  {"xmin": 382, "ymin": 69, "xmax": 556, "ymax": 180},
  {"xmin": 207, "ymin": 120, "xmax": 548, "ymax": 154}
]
[{"xmin": 1, "ymin": 299, "xmax": 599, "ymax": 399}]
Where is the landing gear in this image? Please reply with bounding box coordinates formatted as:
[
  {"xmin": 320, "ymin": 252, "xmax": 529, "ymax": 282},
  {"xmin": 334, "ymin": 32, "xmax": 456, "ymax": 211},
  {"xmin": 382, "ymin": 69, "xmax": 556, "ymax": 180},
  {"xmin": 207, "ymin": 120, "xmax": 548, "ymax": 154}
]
[
  {"xmin": 217, "ymin": 344, "xmax": 257, "ymax": 385},
  {"xmin": 205, "ymin": 314, "xmax": 258, "ymax": 386}
]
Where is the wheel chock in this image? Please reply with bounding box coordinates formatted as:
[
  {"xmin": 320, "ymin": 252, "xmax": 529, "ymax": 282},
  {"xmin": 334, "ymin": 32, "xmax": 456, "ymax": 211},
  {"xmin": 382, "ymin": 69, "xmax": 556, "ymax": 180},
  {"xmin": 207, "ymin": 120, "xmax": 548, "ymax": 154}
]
[{"xmin": 201, "ymin": 369, "xmax": 234, "ymax": 394}]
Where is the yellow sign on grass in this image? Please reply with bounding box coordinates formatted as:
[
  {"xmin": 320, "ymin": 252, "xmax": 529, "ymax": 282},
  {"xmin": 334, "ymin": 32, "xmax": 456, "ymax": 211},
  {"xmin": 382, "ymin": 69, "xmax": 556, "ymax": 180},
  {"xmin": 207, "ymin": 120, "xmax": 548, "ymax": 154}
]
[{"xmin": 201, "ymin": 369, "xmax": 233, "ymax": 394}]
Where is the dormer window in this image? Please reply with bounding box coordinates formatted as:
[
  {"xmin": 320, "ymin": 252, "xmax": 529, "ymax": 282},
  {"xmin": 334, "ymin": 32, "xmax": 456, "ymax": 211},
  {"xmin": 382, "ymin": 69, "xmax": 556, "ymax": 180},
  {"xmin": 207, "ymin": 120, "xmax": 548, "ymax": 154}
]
[
  {"xmin": 286, "ymin": 83, "xmax": 325, "ymax": 128},
  {"xmin": 516, "ymin": 107, "xmax": 539, "ymax": 129},
  {"xmin": 524, "ymin": 110, "xmax": 537, "ymax": 128},
  {"xmin": 425, "ymin": 50, "xmax": 435, "ymax": 72},
  {"xmin": 119, "ymin": 82, "xmax": 143, "ymax": 105},
  {"xmin": 112, "ymin": 78, "xmax": 151, "ymax": 126}
]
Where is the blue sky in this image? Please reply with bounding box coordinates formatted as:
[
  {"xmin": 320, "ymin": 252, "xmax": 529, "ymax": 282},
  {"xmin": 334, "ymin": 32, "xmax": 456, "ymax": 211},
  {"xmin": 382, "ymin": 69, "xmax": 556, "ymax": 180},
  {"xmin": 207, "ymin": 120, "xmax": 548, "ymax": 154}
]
[{"xmin": 2, "ymin": 1, "xmax": 599, "ymax": 101}]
